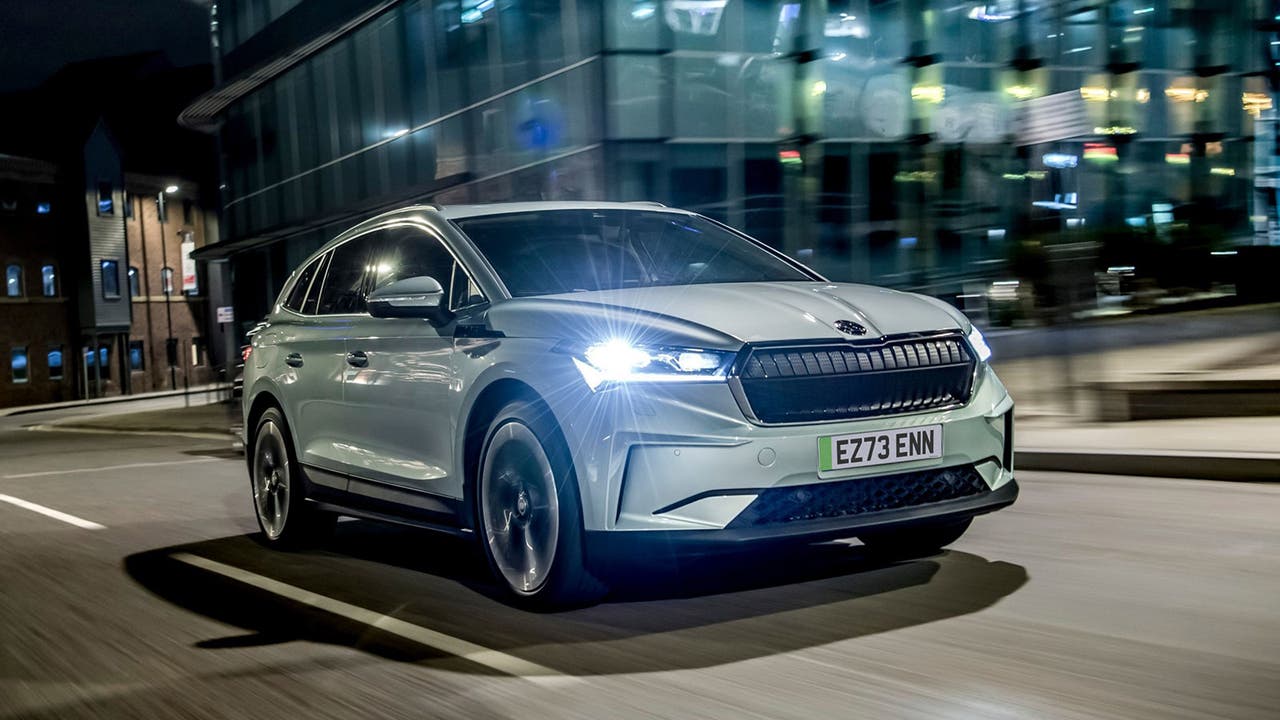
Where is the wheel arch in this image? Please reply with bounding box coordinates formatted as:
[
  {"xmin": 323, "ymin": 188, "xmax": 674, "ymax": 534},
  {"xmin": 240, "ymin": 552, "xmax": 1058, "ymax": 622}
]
[
  {"xmin": 460, "ymin": 378, "xmax": 548, "ymax": 521},
  {"xmin": 244, "ymin": 388, "xmax": 285, "ymax": 470}
]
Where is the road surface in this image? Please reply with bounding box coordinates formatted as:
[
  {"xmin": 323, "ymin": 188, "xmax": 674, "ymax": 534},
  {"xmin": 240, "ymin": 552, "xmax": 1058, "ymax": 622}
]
[{"xmin": 1, "ymin": 409, "xmax": 1276, "ymax": 719}]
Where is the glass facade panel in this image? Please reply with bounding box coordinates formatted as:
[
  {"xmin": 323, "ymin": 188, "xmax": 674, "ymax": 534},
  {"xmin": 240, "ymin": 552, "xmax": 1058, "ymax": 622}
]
[{"xmin": 210, "ymin": 0, "xmax": 1271, "ymax": 326}]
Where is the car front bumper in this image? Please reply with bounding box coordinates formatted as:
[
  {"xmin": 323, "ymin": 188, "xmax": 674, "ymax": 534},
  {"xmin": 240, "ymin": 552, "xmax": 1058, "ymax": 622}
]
[
  {"xmin": 586, "ymin": 478, "xmax": 1018, "ymax": 556},
  {"xmin": 542, "ymin": 362, "xmax": 1016, "ymax": 535}
]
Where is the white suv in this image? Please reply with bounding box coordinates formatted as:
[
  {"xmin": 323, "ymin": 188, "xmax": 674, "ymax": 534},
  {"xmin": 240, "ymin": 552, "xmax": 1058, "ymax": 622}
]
[{"xmin": 242, "ymin": 202, "xmax": 1017, "ymax": 607}]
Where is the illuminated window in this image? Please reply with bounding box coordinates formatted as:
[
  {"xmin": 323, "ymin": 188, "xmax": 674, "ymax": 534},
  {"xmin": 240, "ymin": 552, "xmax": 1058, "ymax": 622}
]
[
  {"xmin": 41, "ymin": 265, "xmax": 56, "ymax": 296},
  {"xmin": 11, "ymin": 346, "xmax": 28, "ymax": 384},
  {"xmin": 101, "ymin": 260, "xmax": 120, "ymax": 298},
  {"xmin": 47, "ymin": 346, "xmax": 63, "ymax": 380},
  {"xmin": 97, "ymin": 181, "xmax": 114, "ymax": 215},
  {"xmin": 5, "ymin": 264, "xmax": 21, "ymax": 297},
  {"xmin": 128, "ymin": 267, "xmax": 140, "ymax": 297},
  {"xmin": 129, "ymin": 340, "xmax": 145, "ymax": 371},
  {"xmin": 161, "ymin": 267, "xmax": 174, "ymax": 295}
]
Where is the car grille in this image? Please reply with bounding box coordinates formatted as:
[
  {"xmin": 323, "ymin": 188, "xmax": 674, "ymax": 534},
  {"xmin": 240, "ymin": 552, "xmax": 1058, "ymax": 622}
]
[
  {"xmin": 733, "ymin": 334, "xmax": 976, "ymax": 424},
  {"xmin": 728, "ymin": 465, "xmax": 989, "ymax": 527}
]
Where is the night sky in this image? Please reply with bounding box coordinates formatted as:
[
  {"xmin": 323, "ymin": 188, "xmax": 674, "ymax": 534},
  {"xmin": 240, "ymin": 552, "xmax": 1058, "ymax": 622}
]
[{"xmin": 0, "ymin": 0, "xmax": 212, "ymax": 92}]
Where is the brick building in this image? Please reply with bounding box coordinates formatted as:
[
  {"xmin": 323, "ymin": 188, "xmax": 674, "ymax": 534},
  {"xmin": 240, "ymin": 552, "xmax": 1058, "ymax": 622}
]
[
  {"xmin": 0, "ymin": 154, "xmax": 75, "ymax": 407},
  {"xmin": 124, "ymin": 175, "xmax": 218, "ymax": 394},
  {"xmin": 0, "ymin": 54, "xmax": 225, "ymax": 409}
]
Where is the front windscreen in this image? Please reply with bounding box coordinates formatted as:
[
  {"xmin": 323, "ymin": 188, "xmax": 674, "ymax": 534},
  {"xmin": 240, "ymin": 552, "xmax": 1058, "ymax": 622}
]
[{"xmin": 453, "ymin": 210, "xmax": 815, "ymax": 297}]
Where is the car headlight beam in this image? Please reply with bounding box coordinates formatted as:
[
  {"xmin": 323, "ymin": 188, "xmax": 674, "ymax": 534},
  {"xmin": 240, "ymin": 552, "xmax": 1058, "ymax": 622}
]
[
  {"xmin": 565, "ymin": 339, "xmax": 734, "ymax": 390},
  {"xmin": 967, "ymin": 325, "xmax": 993, "ymax": 363}
]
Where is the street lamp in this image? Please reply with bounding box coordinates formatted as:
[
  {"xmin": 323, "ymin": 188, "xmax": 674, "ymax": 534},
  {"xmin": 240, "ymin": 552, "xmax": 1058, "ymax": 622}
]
[{"xmin": 165, "ymin": 185, "xmax": 179, "ymax": 194}]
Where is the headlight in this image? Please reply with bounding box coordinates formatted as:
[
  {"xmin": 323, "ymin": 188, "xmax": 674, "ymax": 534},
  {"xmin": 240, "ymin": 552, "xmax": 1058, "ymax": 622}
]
[
  {"xmin": 967, "ymin": 325, "xmax": 993, "ymax": 363},
  {"xmin": 563, "ymin": 339, "xmax": 734, "ymax": 390}
]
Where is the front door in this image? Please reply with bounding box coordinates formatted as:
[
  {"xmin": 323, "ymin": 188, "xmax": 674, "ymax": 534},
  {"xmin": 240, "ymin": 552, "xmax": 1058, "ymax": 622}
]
[{"xmin": 341, "ymin": 225, "xmax": 467, "ymax": 508}]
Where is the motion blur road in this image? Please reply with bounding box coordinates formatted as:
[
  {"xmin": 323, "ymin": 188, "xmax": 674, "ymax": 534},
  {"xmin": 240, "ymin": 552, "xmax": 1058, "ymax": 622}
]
[{"xmin": 1, "ymin": 408, "xmax": 1277, "ymax": 719}]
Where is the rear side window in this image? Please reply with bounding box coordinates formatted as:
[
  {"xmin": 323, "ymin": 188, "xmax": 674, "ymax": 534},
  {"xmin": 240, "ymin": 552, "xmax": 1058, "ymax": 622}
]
[
  {"xmin": 317, "ymin": 236, "xmax": 374, "ymax": 315},
  {"xmin": 283, "ymin": 255, "xmax": 324, "ymax": 312},
  {"xmin": 301, "ymin": 253, "xmax": 329, "ymax": 315}
]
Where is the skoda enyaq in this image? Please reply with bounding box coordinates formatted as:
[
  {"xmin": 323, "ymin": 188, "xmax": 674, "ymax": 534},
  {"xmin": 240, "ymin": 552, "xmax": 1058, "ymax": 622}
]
[{"xmin": 242, "ymin": 202, "xmax": 1017, "ymax": 607}]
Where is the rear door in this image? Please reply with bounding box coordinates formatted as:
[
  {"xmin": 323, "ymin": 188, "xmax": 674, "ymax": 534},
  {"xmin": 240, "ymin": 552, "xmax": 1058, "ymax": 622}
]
[{"xmin": 285, "ymin": 233, "xmax": 376, "ymax": 487}]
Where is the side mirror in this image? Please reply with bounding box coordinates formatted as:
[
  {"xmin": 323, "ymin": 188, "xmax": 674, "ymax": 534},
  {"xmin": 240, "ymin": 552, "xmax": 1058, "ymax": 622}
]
[{"xmin": 368, "ymin": 276, "xmax": 453, "ymax": 325}]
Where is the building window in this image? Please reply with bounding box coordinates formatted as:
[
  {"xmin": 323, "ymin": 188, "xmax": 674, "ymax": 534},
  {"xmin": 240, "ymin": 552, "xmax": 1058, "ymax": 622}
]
[
  {"xmin": 128, "ymin": 340, "xmax": 145, "ymax": 371},
  {"xmin": 11, "ymin": 346, "xmax": 28, "ymax": 384},
  {"xmin": 41, "ymin": 265, "xmax": 56, "ymax": 296},
  {"xmin": 190, "ymin": 337, "xmax": 206, "ymax": 367},
  {"xmin": 182, "ymin": 198, "xmax": 193, "ymax": 225},
  {"xmin": 85, "ymin": 345, "xmax": 111, "ymax": 380},
  {"xmin": 97, "ymin": 181, "xmax": 114, "ymax": 215},
  {"xmin": 161, "ymin": 266, "xmax": 174, "ymax": 295},
  {"xmin": 47, "ymin": 346, "xmax": 63, "ymax": 380},
  {"xmin": 101, "ymin": 260, "xmax": 121, "ymax": 298},
  {"xmin": 36, "ymin": 202, "xmax": 51, "ymax": 215},
  {"xmin": 5, "ymin": 264, "xmax": 21, "ymax": 297},
  {"xmin": 128, "ymin": 266, "xmax": 140, "ymax": 297},
  {"xmin": 123, "ymin": 192, "xmax": 132, "ymax": 219},
  {"xmin": 156, "ymin": 195, "xmax": 167, "ymax": 223}
]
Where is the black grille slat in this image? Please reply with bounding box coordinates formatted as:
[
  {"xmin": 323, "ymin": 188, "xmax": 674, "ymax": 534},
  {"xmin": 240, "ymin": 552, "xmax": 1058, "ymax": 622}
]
[
  {"xmin": 729, "ymin": 465, "xmax": 989, "ymax": 527},
  {"xmin": 736, "ymin": 335, "xmax": 975, "ymax": 424}
]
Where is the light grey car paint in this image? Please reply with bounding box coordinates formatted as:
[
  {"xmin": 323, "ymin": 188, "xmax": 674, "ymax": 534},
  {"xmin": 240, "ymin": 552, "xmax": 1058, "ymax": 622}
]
[{"xmin": 244, "ymin": 202, "xmax": 1013, "ymax": 534}]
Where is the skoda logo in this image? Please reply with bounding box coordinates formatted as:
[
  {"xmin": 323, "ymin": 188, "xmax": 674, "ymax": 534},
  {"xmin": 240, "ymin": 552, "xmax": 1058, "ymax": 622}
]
[{"xmin": 834, "ymin": 320, "xmax": 867, "ymax": 336}]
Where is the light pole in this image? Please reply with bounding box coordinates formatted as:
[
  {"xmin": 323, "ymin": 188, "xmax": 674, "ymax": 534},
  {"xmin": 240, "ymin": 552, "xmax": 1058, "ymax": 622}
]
[{"xmin": 158, "ymin": 188, "xmax": 176, "ymax": 391}]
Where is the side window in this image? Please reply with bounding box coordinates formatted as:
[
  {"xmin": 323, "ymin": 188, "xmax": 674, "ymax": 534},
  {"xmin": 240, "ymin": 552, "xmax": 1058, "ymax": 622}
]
[
  {"xmin": 282, "ymin": 254, "xmax": 323, "ymax": 312},
  {"xmin": 317, "ymin": 236, "xmax": 374, "ymax": 315},
  {"xmin": 368, "ymin": 228, "xmax": 485, "ymax": 312},
  {"xmin": 368, "ymin": 228, "xmax": 456, "ymax": 294},
  {"xmin": 301, "ymin": 253, "xmax": 329, "ymax": 315}
]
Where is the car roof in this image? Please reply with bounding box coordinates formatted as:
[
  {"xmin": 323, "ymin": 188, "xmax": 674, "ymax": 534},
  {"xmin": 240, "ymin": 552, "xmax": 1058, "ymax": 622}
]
[{"xmin": 434, "ymin": 201, "xmax": 685, "ymax": 220}]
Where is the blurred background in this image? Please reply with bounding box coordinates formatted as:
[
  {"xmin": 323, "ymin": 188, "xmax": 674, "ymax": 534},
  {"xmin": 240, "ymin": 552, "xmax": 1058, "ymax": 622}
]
[{"xmin": 1, "ymin": 0, "xmax": 1278, "ymax": 412}]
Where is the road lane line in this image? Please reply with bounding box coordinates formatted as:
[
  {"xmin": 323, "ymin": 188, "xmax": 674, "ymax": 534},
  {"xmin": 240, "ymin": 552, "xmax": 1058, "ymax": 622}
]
[
  {"xmin": 0, "ymin": 494, "xmax": 106, "ymax": 530},
  {"xmin": 25, "ymin": 424, "xmax": 232, "ymax": 441},
  {"xmin": 171, "ymin": 552, "xmax": 574, "ymax": 685},
  {"xmin": 3, "ymin": 458, "xmax": 220, "ymax": 480}
]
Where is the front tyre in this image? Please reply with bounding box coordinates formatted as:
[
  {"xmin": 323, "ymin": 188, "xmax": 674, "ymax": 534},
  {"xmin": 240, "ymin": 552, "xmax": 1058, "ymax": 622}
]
[
  {"xmin": 251, "ymin": 407, "xmax": 335, "ymax": 547},
  {"xmin": 858, "ymin": 518, "xmax": 972, "ymax": 560},
  {"xmin": 476, "ymin": 400, "xmax": 605, "ymax": 609}
]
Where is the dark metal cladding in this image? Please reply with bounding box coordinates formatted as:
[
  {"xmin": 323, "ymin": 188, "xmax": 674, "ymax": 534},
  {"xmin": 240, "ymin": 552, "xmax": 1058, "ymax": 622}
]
[
  {"xmin": 729, "ymin": 465, "xmax": 989, "ymax": 527},
  {"xmin": 736, "ymin": 335, "xmax": 976, "ymax": 424}
]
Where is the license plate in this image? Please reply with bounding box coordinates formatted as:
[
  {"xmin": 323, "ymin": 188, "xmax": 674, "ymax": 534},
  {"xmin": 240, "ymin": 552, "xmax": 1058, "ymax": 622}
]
[{"xmin": 818, "ymin": 424, "xmax": 943, "ymax": 473}]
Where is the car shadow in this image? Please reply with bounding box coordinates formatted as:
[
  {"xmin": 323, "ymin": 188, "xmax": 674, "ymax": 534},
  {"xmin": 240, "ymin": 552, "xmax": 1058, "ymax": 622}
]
[{"xmin": 124, "ymin": 520, "xmax": 1028, "ymax": 677}]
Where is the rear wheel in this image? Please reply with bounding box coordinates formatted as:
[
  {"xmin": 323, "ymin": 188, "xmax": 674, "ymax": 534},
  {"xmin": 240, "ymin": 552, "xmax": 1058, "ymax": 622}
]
[
  {"xmin": 251, "ymin": 407, "xmax": 335, "ymax": 547},
  {"xmin": 858, "ymin": 518, "xmax": 972, "ymax": 559},
  {"xmin": 476, "ymin": 399, "xmax": 605, "ymax": 609}
]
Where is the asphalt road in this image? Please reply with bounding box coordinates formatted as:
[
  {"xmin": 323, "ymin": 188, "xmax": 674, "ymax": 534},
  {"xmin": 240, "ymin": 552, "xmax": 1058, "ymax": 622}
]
[{"xmin": 1, "ymin": 413, "xmax": 1277, "ymax": 719}]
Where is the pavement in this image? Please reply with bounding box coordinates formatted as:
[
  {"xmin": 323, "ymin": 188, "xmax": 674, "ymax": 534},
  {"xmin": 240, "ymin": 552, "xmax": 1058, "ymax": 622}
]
[{"xmin": 1, "ymin": 403, "xmax": 1277, "ymax": 719}]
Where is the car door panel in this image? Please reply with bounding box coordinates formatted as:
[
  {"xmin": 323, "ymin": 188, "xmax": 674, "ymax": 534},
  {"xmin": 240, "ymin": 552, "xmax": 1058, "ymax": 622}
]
[{"xmin": 341, "ymin": 226, "xmax": 465, "ymax": 500}]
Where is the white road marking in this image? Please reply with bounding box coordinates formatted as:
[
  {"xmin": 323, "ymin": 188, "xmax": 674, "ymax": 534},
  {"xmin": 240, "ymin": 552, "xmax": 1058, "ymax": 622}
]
[
  {"xmin": 171, "ymin": 553, "xmax": 575, "ymax": 685},
  {"xmin": 2, "ymin": 458, "xmax": 220, "ymax": 480},
  {"xmin": 0, "ymin": 494, "xmax": 106, "ymax": 530},
  {"xmin": 25, "ymin": 424, "xmax": 232, "ymax": 442}
]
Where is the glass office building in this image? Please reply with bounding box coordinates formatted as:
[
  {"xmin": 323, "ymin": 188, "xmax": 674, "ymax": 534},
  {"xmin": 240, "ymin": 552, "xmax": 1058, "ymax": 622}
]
[{"xmin": 185, "ymin": 0, "xmax": 1273, "ymax": 327}]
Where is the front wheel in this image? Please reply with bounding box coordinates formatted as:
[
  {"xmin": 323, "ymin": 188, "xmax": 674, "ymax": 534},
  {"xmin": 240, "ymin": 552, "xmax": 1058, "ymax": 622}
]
[
  {"xmin": 251, "ymin": 407, "xmax": 335, "ymax": 547},
  {"xmin": 858, "ymin": 518, "xmax": 972, "ymax": 560},
  {"xmin": 476, "ymin": 399, "xmax": 605, "ymax": 609}
]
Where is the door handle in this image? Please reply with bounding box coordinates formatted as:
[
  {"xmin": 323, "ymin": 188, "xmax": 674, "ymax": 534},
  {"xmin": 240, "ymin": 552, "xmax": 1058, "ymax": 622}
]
[
  {"xmin": 346, "ymin": 350, "xmax": 368, "ymax": 368},
  {"xmin": 285, "ymin": 353, "xmax": 304, "ymax": 368}
]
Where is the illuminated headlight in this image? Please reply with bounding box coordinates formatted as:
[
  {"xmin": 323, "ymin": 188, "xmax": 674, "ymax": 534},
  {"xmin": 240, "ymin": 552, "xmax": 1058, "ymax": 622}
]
[
  {"xmin": 967, "ymin": 325, "xmax": 993, "ymax": 363},
  {"xmin": 565, "ymin": 339, "xmax": 734, "ymax": 390}
]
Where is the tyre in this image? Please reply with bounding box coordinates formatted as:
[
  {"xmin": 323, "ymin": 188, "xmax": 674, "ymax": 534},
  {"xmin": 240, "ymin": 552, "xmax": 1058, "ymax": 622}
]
[
  {"xmin": 858, "ymin": 518, "xmax": 972, "ymax": 560},
  {"xmin": 250, "ymin": 407, "xmax": 336, "ymax": 547},
  {"xmin": 475, "ymin": 399, "xmax": 606, "ymax": 609}
]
